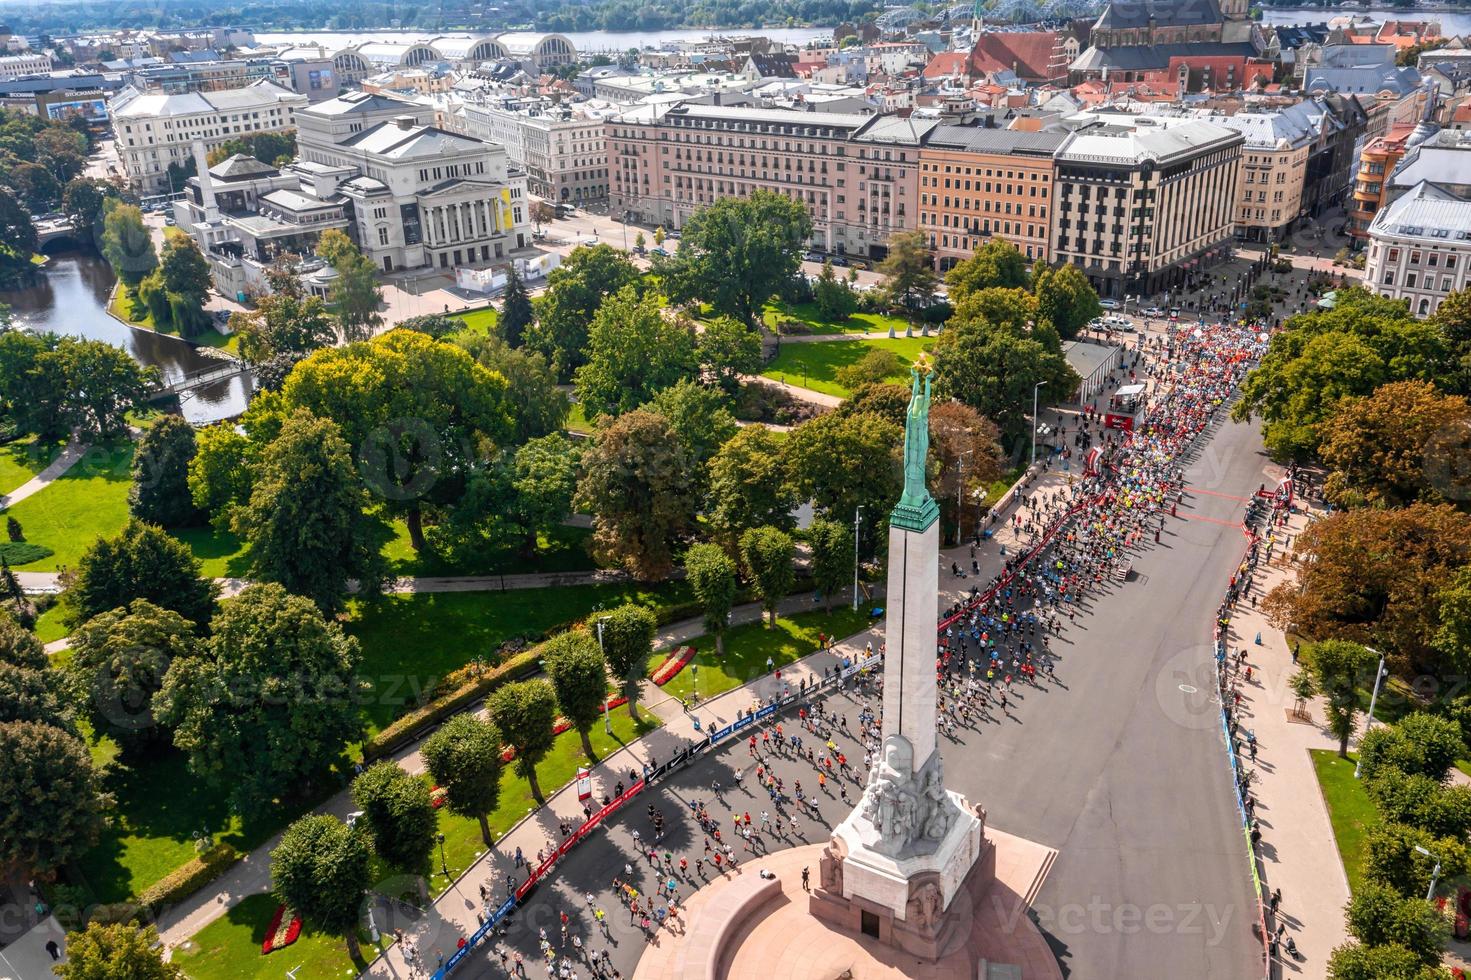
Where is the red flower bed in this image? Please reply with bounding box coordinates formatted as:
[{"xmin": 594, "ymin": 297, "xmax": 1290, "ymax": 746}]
[
  {"xmin": 261, "ymin": 904, "xmax": 302, "ymax": 954},
  {"xmin": 650, "ymin": 646, "xmax": 695, "ymax": 687},
  {"xmin": 430, "ymin": 785, "xmax": 448, "ymax": 809},
  {"xmin": 500, "ymin": 695, "xmax": 634, "ymax": 761}
]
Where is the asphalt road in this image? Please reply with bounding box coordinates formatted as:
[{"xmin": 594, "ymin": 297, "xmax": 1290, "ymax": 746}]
[{"xmin": 445, "ymin": 413, "xmax": 1269, "ymax": 980}]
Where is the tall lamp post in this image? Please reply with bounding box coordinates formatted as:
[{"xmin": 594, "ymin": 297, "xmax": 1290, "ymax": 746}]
[
  {"xmin": 1353, "ymin": 647, "xmax": 1388, "ymax": 779},
  {"xmin": 851, "ymin": 505, "xmax": 863, "ymax": 612},
  {"xmin": 436, "ymin": 832, "xmax": 448, "ymax": 877},
  {"xmin": 1031, "ymin": 381, "xmax": 1048, "ymax": 467},
  {"xmin": 955, "ymin": 448, "xmax": 975, "ymax": 544},
  {"xmin": 596, "ymin": 616, "xmax": 612, "ymax": 735},
  {"xmin": 1415, "ymin": 844, "xmax": 1443, "ymax": 902}
]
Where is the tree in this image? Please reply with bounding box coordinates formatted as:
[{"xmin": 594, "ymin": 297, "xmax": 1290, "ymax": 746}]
[
  {"xmin": 504, "ymin": 434, "xmax": 580, "ymax": 556},
  {"xmin": 154, "ymin": 583, "xmax": 364, "ymax": 814},
  {"xmin": 61, "ymin": 177, "xmax": 119, "ymax": 246},
  {"xmin": 599, "ymin": 603, "xmax": 656, "ymax": 724},
  {"xmin": 686, "ymin": 543, "xmax": 737, "ymax": 656},
  {"xmin": 813, "ymin": 260, "xmax": 859, "ymax": 323},
  {"xmin": 573, "ymin": 286, "xmax": 697, "ymax": 419},
  {"xmin": 232, "ymin": 411, "xmax": 386, "ymax": 613},
  {"xmin": 129, "ymin": 414, "xmax": 199, "ymax": 527},
  {"xmin": 1327, "ymin": 942, "xmax": 1446, "ymax": 980},
  {"xmin": 657, "ymin": 191, "xmax": 812, "ymax": 327},
  {"xmin": 270, "ymin": 815, "xmax": 372, "ymax": 960},
  {"xmin": 707, "ymin": 425, "xmax": 795, "ymax": 548},
  {"xmin": 456, "ymin": 333, "xmax": 570, "ymax": 444},
  {"xmin": 543, "ymin": 629, "xmax": 609, "ymax": 761},
  {"xmin": 51, "ymin": 338, "xmax": 151, "ymax": 439},
  {"xmin": 740, "ymin": 526, "xmax": 795, "ymax": 628},
  {"xmin": 697, "ymin": 316, "xmax": 763, "ymax": 395},
  {"xmin": 187, "ymin": 422, "xmax": 257, "ymax": 530},
  {"xmin": 1264, "ymin": 504, "xmax": 1471, "ymax": 678},
  {"xmin": 781, "ymin": 411, "xmax": 903, "ymax": 552},
  {"xmin": 945, "ymin": 239, "xmax": 1028, "ymax": 301},
  {"xmin": 1032, "ymin": 262, "xmax": 1101, "ymax": 341},
  {"xmin": 1345, "ymin": 879, "xmax": 1451, "ymax": 964},
  {"xmin": 66, "ymin": 599, "xmax": 194, "ymax": 750},
  {"xmin": 932, "ymin": 316, "xmax": 1076, "ymax": 442},
  {"xmin": 930, "ymin": 401, "xmax": 1004, "ymax": 543},
  {"xmin": 0, "ymin": 661, "xmax": 69, "ymax": 729},
  {"xmin": 835, "ymin": 349, "xmax": 901, "ymax": 392},
  {"xmin": 575, "ymin": 410, "xmax": 696, "ymax": 580},
  {"xmin": 421, "ymin": 714, "xmax": 502, "ymax": 846},
  {"xmin": 54, "ymin": 923, "xmax": 184, "ymax": 980},
  {"xmin": 396, "ymin": 312, "xmax": 462, "ymax": 339},
  {"xmin": 1364, "ymin": 819, "xmax": 1470, "ymax": 897},
  {"xmin": 877, "ymin": 230, "xmax": 937, "ymax": 312},
  {"xmin": 0, "ymin": 610, "xmax": 44, "ymax": 669},
  {"xmin": 1358, "ymin": 712, "xmax": 1464, "ymax": 784},
  {"xmin": 1317, "ymin": 380, "xmax": 1471, "ymax": 507},
  {"xmin": 159, "ymin": 228, "xmax": 210, "ymax": 298},
  {"xmin": 633, "ymin": 230, "xmax": 646, "ymax": 253},
  {"xmin": 1303, "ymin": 640, "xmax": 1380, "ymax": 757},
  {"xmin": 236, "ymin": 264, "xmax": 337, "ymax": 364},
  {"xmin": 529, "ymin": 200, "xmax": 556, "ymax": 229},
  {"xmin": 840, "ymin": 382, "xmax": 912, "ymax": 426},
  {"xmin": 499, "ymin": 266, "xmax": 533, "ymax": 348},
  {"xmin": 0, "ymin": 328, "xmax": 66, "ymax": 438},
  {"xmin": 317, "ymin": 232, "xmax": 383, "ymax": 342},
  {"xmin": 66, "ymin": 519, "xmax": 217, "ymax": 629},
  {"xmin": 644, "ymin": 379, "xmax": 738, "ymax": 478},
  {"xmin": 0, "ymin": 719, "xmax": 103, "ymax": 873},
  {"xmin": 488, "ymin": 679, "xmax": 558, "ymax": 805},
  {"xmin": 654, "ymin": 226, "xmax": 666, "ymax": 248},
  {"xmin": 527, "ymin": 244, "xmax": 642, "ymax": 381},
  {"xmin": 808, "ymin": 518, "xmax": 854, "ymax": 613},
  {"xmin": 0, "ymin": 184, "xmax": 37, "ymax": 265},
  {"xmin": 350, "ymin": 760, "xmax": 436, "ymax": 871}
]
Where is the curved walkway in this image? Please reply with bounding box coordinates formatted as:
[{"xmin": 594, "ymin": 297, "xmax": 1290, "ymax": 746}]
[{"xmin": 0, "ymin": 438, "xmax": 87, "ymax": 509}]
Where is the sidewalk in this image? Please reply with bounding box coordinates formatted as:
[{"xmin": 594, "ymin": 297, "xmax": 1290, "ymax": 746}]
[
  {"xmin": 1221, "ymin": 501, "xmax": 1350, "ymax": 975},
  {"xmin": 0, "ymin": 438, "xmax": 86, "ymax": 509}
]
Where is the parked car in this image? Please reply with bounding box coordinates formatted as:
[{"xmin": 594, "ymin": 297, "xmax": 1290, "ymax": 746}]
[
  {"xmin": 650, "ymin": 247, "xmax": 668, "ymax": 257},
  {"xmin": 1143, "ymin": 306, "xmax": 1165, "ymax": 318},
  {"xmin": 830, "ymin": 256, "xmax": 849, "ymax": 267},
  {"xmin": 803, "ymin": 251, "xmax": 824, "ymax": 262},
  {"xmin": 1106, "ymin": 315, "xmax": 1135, "ymax": 331},
  {"xmin": 1098, "ymin": 298, "xmax": 1120, "ymax": 310}
]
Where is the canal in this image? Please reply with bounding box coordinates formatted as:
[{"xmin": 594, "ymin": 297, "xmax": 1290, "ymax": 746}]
[{"xmin": 0, "ymin": 249, "xmax": 249, "ymax": 425}]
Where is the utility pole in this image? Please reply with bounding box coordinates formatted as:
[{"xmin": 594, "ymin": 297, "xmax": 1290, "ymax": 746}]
[
  {"xmin": 1031, "ymin": 381, "xmax": 1047, "ymax": 467},
  {"xmin": 596, "ymin": 616, "xmax": 612, "ymax": 735},
  {"xmin": 851, "ymin": 505, "xmax": 863, "ymax": 612},
  {"xmin": 1354, "ymin": 647, "xmax": 1387, "ymax": 779}
]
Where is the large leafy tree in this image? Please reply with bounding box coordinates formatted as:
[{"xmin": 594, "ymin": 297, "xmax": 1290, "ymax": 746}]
[
  {"xmin": 644, "ymin": 379, "xmax": 738, "ymax": 480},
  {"xmin": 51, "ymin": 338, "xmax": 151, "ymax": 439},
  {"xmin": 0, "ymin": 328, "xmax": 66, "ymax": 439},
  {"xmin": 154, "ymin": 583, "xmax": 365, "ymax": 814},
  {"xmin": 350, "ymin": 760, "xmax": 437, "ymax": 871},
  {"xmin": 0, "ymin": 610, "xmax": 45, "ymax": 669},
  {"xmin": 781, "ymin": 410, "xmax": 902, "ymax": 552},
  {"xmin": 813, "ymin": 260, "xmax": 859, "ymax": 323},
  {"xmin": 0, "ymin": 660, "xmax": 69, "ymax": 729},
  {"xmin": 808, "ymin": 518, "xmax": 854, "ymax": 613},
  {"xmin": 0, "ymin": 719, "xmax": 103, "ymax": 873},
  {"xmin": 1344, "ymin": 880, "xmax": 1449, "ymax": 964},
  {"xmin": 0, "ymin": 184, "xmax": 37, "ymax": 272},
  {"xmin": 740, "ymin": 526, "xmax": 795, "ymax": 627},
  {"xmin": 187, "ymin": 422, "xmax": 257, "ymax": 530},
  {"xmin": 543, "ymin": 629, "xmax": 609, "ymax": 762},
  {"xmin": 1326, "ymin": 942, "xmax": 1446, "ymax": 980},
  {"xmin": 271, "ymin": 814, "xmax": 373, "ymax": 960},
  {"xmin": 235, "ymin": 263, "xmax": 337, "ymax": 365},
  {"xmin": 930, "ymin": 401, "xmax": 1004, "ymax": 543},
  {"xmin": 231, "ymin": 410, "xmax": 386, "ymax": 613},
  {"xmin": 129, "ymin": 413, "xmax": 199, "ymax": 527},
  {"xmin": 317, "ymin": 229, "xmax": 383, "ymax": 342},
  {"xmin": 658, "ymin": 190, "xmax": 812, "ymax": 327},
  {"xmin": 945, "ymin": 239, "xmax": 1028, "ymax": 301},
  {"xmin": 1032, "ymin": 262, "xmax": 1101, "ymax": 340},
  {"xmin": 686, "ymin": 542, "xmax": 737, "ymax": 656},
  {"xmin": 61, "ymin": 177, "xmax": 121, "ymax": 247},
  {"xmin": 1364, "ymin": 819, "xmax": 1470, "ymax": 898},
  {"xmin": 706, "ymin": 425, "xmax": 796, "ymax": 547},
  {"xmin": 1317, "ymin": 380, "xmax": 1471, "ymax": 508},
  {"xmin": 573, "ymin": 286, "xmax": 697, "ymax": 419},
  {"xmin": 281, "ymin": 329, "xmax": 510, "ymax": 552},
  {"xmin": 575, "ymin": 409, "xmax": 696, "ymax": 580},
  {"xmin": 1265, "ymin": 503, "xmax": 1471, "ymax": 678},
  {"xmin": 65, "ymin": 518, "xmax": 218, "ymax": 629},
  {"xmin": 697, "ymin": 316, "xmax": 763, "ymax": 395},
  {"xmin": 65, "ymin": 599, "xmax": 194, "ymax": 751},
  {"xmin": 455, "ymin": 334, "xmax": 569, "ymax": 444},
  {"xmin": 932, "ymin": 313, "xmax": 1075, "ymax": 442},
  {"xmin": 504, "ymin": 434, "xmax": 580, "ymax": 557},
  {"xmin": 527, "ymin": 244, "xmax": 642, "ymax": 381},
  {"xmin": 1303, "ymin": 640, "xmax": 1380, "ymax": 757},
  {"xmin": 1359, "ymin": 712, "xmax": 1464, "ymax": 784},
  {"xmin": 487, "ymin": 679, "xmax": 558, "ymax": 804},
  {"xmin": 422, "ymin": 714, "xmax": 502, "ymax": 846},
  {"xmin": 599, "ymin": 603, "xmax": 656, "ymax": 724},
  {"xmin": 55, "ymin": 923, "xmax": 183, "ymax": 980},
  {"xmin": 877, "ymin": 230, "xmax": 937, "ymax": 312}
]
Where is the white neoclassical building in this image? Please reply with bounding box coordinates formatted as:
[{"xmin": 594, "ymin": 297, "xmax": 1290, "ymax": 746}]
[{"xmin": 1365, "ymin": 178, "xmax": 1471, "ymax": 317}]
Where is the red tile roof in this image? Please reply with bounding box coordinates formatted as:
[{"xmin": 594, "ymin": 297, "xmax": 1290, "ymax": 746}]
[
  {"xmin": 970, "ymin": 31, "xmax": 1064, "ymax": 82},
  {"xmin": 923, "ymin": 51, "xmax": 970, "ymax": 79}
]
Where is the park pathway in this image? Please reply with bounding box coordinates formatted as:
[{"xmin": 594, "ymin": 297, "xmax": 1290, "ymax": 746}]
[{"xmin": 0, "ymin": 438, "xmax": 87, "ymax": 509}]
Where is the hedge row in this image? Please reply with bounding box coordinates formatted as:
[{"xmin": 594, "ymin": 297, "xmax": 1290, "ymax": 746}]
[{"xmin": 137, "ymin": 843, "xmax": 241, "ymax": 910}]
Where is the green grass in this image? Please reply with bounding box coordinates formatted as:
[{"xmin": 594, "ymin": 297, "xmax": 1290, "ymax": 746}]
[
  {"xmin": 0, "ymin": 442, "xmax": 133, "ymax": 570},
  {"xmin": 108, "ymin": 286, "xmax": 240, "ymax": 353},
  {"xmin": 761, "ymin": 299, "xmax": 909, "ymax": 338},
  {"xmin": 565, "ymin": 400, "xmax": 594, "ymax": 435},
  {"xmin": 172, "ymin": 893, "xmax": 370, "ymax": 980},
  {"xmin": 1311, "ymin": 749, "xmax": 1381, "ymax": 895},
  {"xmin": 649, "ymin": 605, "xmax": 874, "ymax": 704},
  {"xmin": 453, "ymin": 306, "xmax": 499, "ymax": 335},
  {"xmin": 32, "ymin": 604, "xmax": 69, "ymax": 644},
  {"xmin": 380, "ymin": 521, "xmax": 597, "ymax": 577},
  {"xmin": 345, "ymin": 581, "xmax": 691, "ymax": 738},
  {"xmin": 0, "ymin": 435, "xmax": 61, "ymax": 495},
  {"xmin": 760, "ymin": 336, "xmax": 935, "ymax": 398}
]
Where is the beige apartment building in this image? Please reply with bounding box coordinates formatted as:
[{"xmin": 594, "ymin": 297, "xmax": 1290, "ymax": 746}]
[
  {"xmin": 607, "ymin": 101, "xmax": 934, "ymax": 259},
  {"xmin": 1199, "ymin": 103, "xmax": 1319, "ymax": 243},
  {"xmin": 918, "ymin": 126, "xmax": 1066, "ymax": 269}
]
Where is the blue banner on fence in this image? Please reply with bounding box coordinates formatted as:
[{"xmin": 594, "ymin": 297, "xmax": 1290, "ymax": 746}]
[{"xmin": 436, "ymin": 895, "xmax": 518, "ymax": 978}]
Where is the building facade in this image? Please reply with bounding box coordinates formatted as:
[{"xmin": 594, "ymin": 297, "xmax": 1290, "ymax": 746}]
[
  {"xmin": 918, "ymin": 126, "xmax": 1065, "ymax": 269},
  {"xmin": 1365, "ymin": 179, "xmax": 1471, "ymax": 316},
  {"xmin": 111, "ymin": 79, "xmax": 308, "ymax": 194},
  {"xmin": 453, "ymin": 100, "xmax": 612, "ymax": 203},
  {"xmin": 0, "ymin": 52, "xmax": 53, "ymax": 78},
  {"xmin": 1199, "ymin": 103, "xmax": 1319, "ymax": 243},
  {"xmin": 1349, "ymin": 123, "xmax": 1416, "ymax": 243},
  {"xmin": 1050, "ymin": 114, "xmax": 1243, "ymax": 299}
]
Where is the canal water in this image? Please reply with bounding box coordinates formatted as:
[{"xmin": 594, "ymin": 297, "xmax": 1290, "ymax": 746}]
[{"xmin": 0, "ymin": 250, "xmax": 248, "ymax": 424}]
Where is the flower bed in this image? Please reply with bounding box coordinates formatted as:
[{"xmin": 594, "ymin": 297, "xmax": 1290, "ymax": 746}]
[
  {"xmin": 261, "ymin": 904, "xmax": 302, "ymax": 954},
  {"xmin": 650, "ymin": 646, "xmax": 695, "ymax": 687},
  {"xmin": 504, "ymin": 695, "xmax": 634, "ymax": 761}
]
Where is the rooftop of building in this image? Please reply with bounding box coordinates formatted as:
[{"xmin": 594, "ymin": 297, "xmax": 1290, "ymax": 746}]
[
  {"xmin": 926, "ymin": 124, "xmax": 1068, "ymax": 154},
  {"xmin": 1370, "ymin": 178, "xmax": 1471, "ymax": 240},
  {"xmin": 341, "ymin": 118, "xmax": 488, "ymax": 159},
  {"xmin": 1094, "ymin": 0, "xmax": 1225, "ymax": 31},
  {"xmin": 1057, "ymin": 113, "xmax": 1243, "ymax": 163},
  {"xmin": 110, "ymin": 78, "xmax": 299, "ymax": 118}
]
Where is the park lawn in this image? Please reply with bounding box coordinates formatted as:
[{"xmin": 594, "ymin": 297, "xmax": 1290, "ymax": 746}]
[
  {"xmin": 172, "ymin": 893, "xmax": 371, "ymax": 980},
  {"xmin": 650, "ymin": 605, "xmax": 874, "ymax": 704},
  {"xmin": 565, "ymin": 400, "xmax": 595, "ymax": 435},
  {"xmin": 453, "ymin": 306, "xmax": 499, "ymax": 335},
  {"xmin": 1311, "ymin": 749, "xmax": 1380, "ymax": 895},
  {"xmin": 981, "ymin": 464, "xmax": 1027, "ymax": 509},
  {"xmin": 762, "ymin": 299, "xmax": 909, "ymax": 338},
  {"xmin": 0, "ymin": 442, "xmax": 133, "ymax": 569},
  {"xmin": 760, "ymin": 336, "xmax": 934, "ymax": 399},
  {"xmin": 0, "ymin": 435, "xmax": 62, "ymax": 495},
  {"xmin": 32, "ymin": 604, "xmax": 69, "ymax": 643},
  {"xmin": 108, "ymin": 286, "xmax": 239, "ymax": 353},
  {"xmin": 380, "ymin": 521, "xmax": 597, "ymax": 577},
  {"xmin": 345, "ymin": 581, "xmax": 692, "ymax": 738}
]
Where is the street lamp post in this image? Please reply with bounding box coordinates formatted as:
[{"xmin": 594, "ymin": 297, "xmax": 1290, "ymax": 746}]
[
  {"xmin": 955, "ymin": 448, "xmax": 975, "ymax": 544},
  {"xmin": 851, "ymin": 505, "xmax": 863, "ymax": 612},
  {"xmin": 596, "ymin": 616, "xmax": 612, "ymax": 735},
  {"xmin": 1354, "ymin": 647, "xmax": 1387, "ymax": 779},
  {"xmin": 1031, "ymin": 381, "xmax": 1048, "ymax": 467},
  {"xmin": 436, "ymin": 832, "xmax": 448, "ymax": 877},
  {"xmin": 1415, "ymin": 844, "xmax": 1443, "ymax": 901}
]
